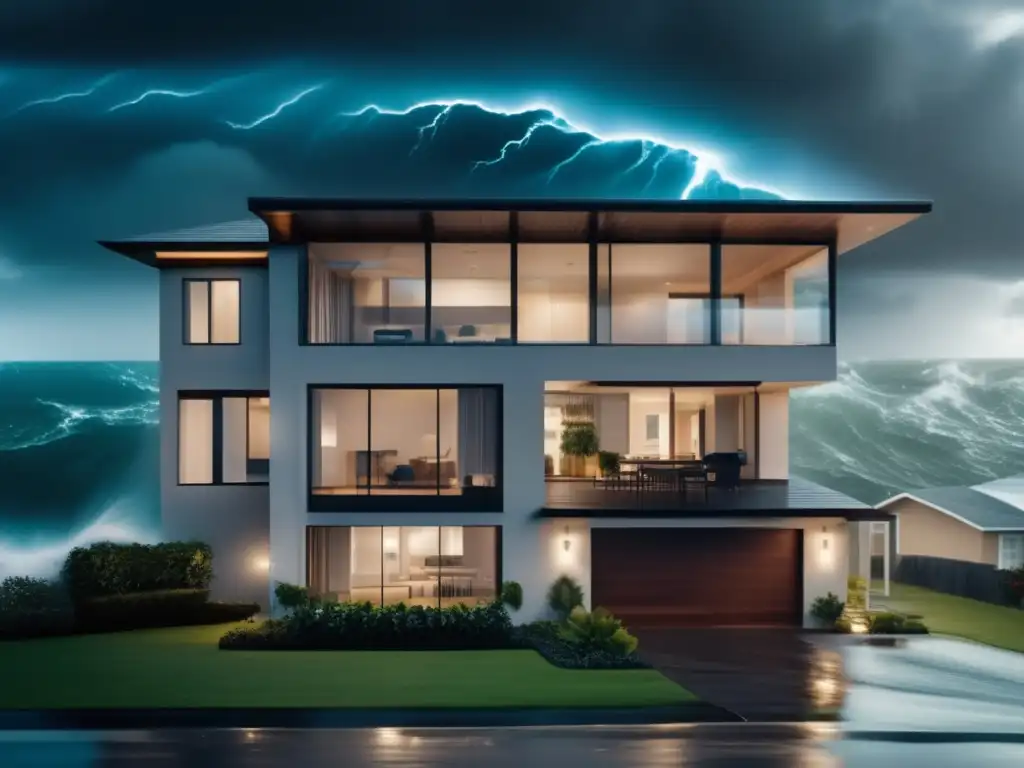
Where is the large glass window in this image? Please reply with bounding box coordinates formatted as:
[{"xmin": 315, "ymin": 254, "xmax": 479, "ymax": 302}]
[
  {"xmin": 517, "ymin": 244, "xmax": 589, "ymax": 342},
  {"xmin": 185, "ymin": 279, "xmax": 240, "ymax": 344},
  {"xmin": 307, "ymin": 243, "xmax": 426, "ymax": 343},
  {"xmin": 604, "ymin": 244, "xmax": 711, "ymax": 344},
  {"xmin": 721, "ymin": 245, "xmax": 830, "ymax": 345},
  {"xmin": 307, "ymin": 525, "xmax": 499, "ymax": 607},
  {"xmin": 178, "ymin": 393, "xmax": 270, "ymax": 484},
  {"xmin": 310, "ymin": 386, "xmax": 501, "ymax": 510},
  {"xmin": 430, "ymin": 243, "xmax": 511, "ymax": 343}
]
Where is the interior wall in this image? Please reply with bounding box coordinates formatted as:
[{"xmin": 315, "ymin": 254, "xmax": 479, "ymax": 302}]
[
  {"xmin": 713, "ymin": 395, "xmax": 741, "ymax": 453},
  {"xmin": 222, "ymin": 397, "xmax": 248, "ymax": 482},
  {"xmin": 594, "ymin": 394, "xmax": 629, "ymax": 453},
  {"xmin": 628, "ymin": 393, "xmax": 670, "ymax": 456},
  {"xmin": 758, "ymin": 391, "xmax": 790, "ymax": 479},
  {"xmin": 248, "ymin": 400, "xmax": 271, "ymax": 459}
]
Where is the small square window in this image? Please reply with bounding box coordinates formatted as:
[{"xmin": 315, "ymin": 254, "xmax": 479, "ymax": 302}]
[{"xmin": 185, "ymin": 279, "xmax": 240, "ymax": 344}]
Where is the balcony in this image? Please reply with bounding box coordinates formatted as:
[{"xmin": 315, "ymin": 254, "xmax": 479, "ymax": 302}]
[{"xmin": 541, "ymin": 476, "xmax": 877, "ymax": 519}]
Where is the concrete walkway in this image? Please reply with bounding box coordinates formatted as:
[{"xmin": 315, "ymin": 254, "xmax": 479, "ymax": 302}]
[{"xmin": 635, "ymin": 629, "xmax": 839, "ymax": 721}]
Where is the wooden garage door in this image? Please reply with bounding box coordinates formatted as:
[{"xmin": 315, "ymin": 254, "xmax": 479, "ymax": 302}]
[{"xmin": 591, "ymin": 528, "xmax": 802, "ymax": 627}]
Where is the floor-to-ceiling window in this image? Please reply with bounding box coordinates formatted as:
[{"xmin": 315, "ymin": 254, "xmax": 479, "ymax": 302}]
[
  {"xmin": 306, "ymin": 526, "xmax": 500, "ymax": 607},
  {"xmin": 721, "ymin": 245, "xmax": 830, "ymax": 345},
  {"xmin": 310, "ymin": 386, "xmax": 502, "ymax": 511},
  {"xmin": 430, "ymin": 243, "xmax": 512, "ymax": 343}
]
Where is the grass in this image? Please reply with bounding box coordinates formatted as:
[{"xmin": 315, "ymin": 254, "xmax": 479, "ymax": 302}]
[
  {"xmin": 874, "ymin": 582, "xmax": 1024, "ymax": 653},
  {"xmin": 0, "ymin": 623, "xmax": 695, "ymax": 709}
]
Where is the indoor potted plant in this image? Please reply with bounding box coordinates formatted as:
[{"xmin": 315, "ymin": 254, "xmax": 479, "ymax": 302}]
[{"xmin": 560, "ymin": 420, "xmax": 599, "ymax": 477}]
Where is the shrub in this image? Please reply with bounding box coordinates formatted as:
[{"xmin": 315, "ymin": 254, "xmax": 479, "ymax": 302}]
[
  {"xmin": 598, "ymin": 451, "xmax": 621, "ymax": 476},
  {"xmin": 868, "ymin": 611, "xmax": 929, "ymax": 635},
  {"xmin": 561, "ymin": 606, "xmax": 639, "ymax": 656},
  {"xmin": 219, "ymin": 600, "xmax": 514, "ymax": 651},
  {"xmin": 547, "ymin": 575, "xmax": 584, "ymax": 620},
  {"xmin": 61, "ymin": 541, "xmax": 213, "ymax": 602},
  {"xmin": 0, "ymin": 577, "xmax": 75, "ymax": 640},
  {"xmin": 274, "ymin": 582, "xmax": 313, "ymax": 610},
  {"xmin": 76, "ymin": 588, "xmax": 259, "ymax": 632},
  {"xmin": 499, "ymin": 581, "xmax": 523, "ymax": 611},
  {"xmin": 516, "ymin": 621, "xmax": 648, "ymax": 670},
  {"xmin": 810, "ymin": 593, "xmax": 846, "ymax": 626}
]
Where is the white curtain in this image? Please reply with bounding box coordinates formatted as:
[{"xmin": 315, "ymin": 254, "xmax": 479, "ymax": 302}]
[
  {"xmin": 308, "ymin": 257, "xmax": 353, "ymax": 343},
  {"xmin": 458, "ymin": 388, "xmax": 499, "ymax": 479}
]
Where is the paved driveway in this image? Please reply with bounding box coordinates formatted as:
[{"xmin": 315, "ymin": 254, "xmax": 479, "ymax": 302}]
[{"xmin": 635, "ymin": 628, "xmax": 839, "ymax": 721}]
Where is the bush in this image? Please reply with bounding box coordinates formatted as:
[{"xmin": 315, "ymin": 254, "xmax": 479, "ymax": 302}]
[
  {"xmin": 868, "ymin": 612, "xmax": 929, "ymax": 635},
  {"xmin": 0, "ymin": 577, "xmax": 75, "ymax": 640},
  {"xmin": 219, "ymin": 600, "xmax": 514, "ymax": 651},
  {"xmin": 598, "ymin": 451, "xmax": 621, "ymax": 476},
  {"xmin": 274, "ymin": 582, "xmax": 313, "ymax": 610},
  {"xmin": 76, "ymin": 588, "xmax": 259, "ymax": 633},
  {"xmin": 547, "ymin": 575, "xmax": 584, "ymax": 620},
  {"xmin": 61, "ymin": 541, "xmax": 213, "ymax": 602},
  {"xmin": 499, "ymin": 581, "xmax": 523, "ymax": 611},
  {"xmin": 562, "ymin": 606, "xmax": 639, "ymax": 656},
  {"xmin": 516, "ymin": 621, "xmax": 648, "ymax": 670},
  {"xmin": 810, "ymin": 593, "xmax": 846, "ymax": 626}
]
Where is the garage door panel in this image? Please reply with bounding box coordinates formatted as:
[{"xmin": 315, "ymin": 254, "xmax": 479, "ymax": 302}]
[{"xmin": 591, "ymin": 528, "xmax": 801, "ymax": 627}]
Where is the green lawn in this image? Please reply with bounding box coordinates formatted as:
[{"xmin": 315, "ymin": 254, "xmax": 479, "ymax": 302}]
[
  {"xmin": 875, "ymin": 582, "xmax": 1024, "ymax": 653},
  {"xmin": 0, "ymin": 623, "xmax": 694, "ymax": 709}
]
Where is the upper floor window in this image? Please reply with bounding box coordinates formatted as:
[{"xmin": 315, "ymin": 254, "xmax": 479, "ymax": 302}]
[
  {"xmin": 179, "ymin": 392, "xmax": 269, "ymax": 484},
  {"xmin": 304, "ymin": 240, "xmax": 832, "ymax": 347},
  {"xmin": 185, "ymin": 279, "xmax": 240, "ymax": 344},
  {"xmin": 309, "ymin": 385, "xmax": 502, "ymax": 512}
]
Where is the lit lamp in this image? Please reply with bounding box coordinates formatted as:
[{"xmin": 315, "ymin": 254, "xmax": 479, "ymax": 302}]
[
  {"xmin": 817, "ymin": 525, "xmax": 834, "ymax": 569},
  {"xmin": 382, "ymin": 527, "xmax": 400, "ymax": 559},
  {"xmin": 558, "ymin": 525, "xmax": 575, "ymax": 566}
]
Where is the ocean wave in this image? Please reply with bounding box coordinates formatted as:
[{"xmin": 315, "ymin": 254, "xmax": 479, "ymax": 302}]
[
  {"xmin": 0, "ymin": 398, "xmax": 158, "ymax": 452},
  {"xmin": 792, "ymin": 359, "xmax": 1024, "ymax": 503},
  {"xmin": 0, "ymin": 362, "xmax": 159, "ymax": 452},
  {"xmin": 0, "ymin": 502, "xmax": 158, "ymax": 580}
]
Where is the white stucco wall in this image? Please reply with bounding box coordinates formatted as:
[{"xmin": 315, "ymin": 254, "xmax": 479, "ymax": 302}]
[
  {"xmin": 159, "ymin": 267, "xmax": 271, "ymax": 606},
  {"xmin": 255, "ymin": 245, "xmax": 835, "ymax": 612},
  {"xmin": 758, "ymin": 392, "xmax": 790, "ymax": 479}
]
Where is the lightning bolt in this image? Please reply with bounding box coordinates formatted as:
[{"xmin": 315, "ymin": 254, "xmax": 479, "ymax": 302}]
[
  {"xmin": 623, "ymin": 140, "xmax": 655, "ymax": 175},
  {"xmin": 224, "ymin": 84, "xmax": 324, "ymax": 130},
  {"xmin": 546, "ymin": 140, "xmax": 603, "ymax": 183},
  {"xmin": 341, "ymin": 99, "xmax": 786, "ymax": 198},
  {"xmin": 108, "ymin": 86, "xmax": 217, "ymax": 113},
  {"xmin": 8, "ymin": 73, "xmax": 116, "ymax": 116},
  {"xmin": 471, "ymin": 116, "xmax": 564, "ymax": 171}
]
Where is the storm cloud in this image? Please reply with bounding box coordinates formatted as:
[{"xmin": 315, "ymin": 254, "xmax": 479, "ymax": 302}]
[{"xmin": 0, "ymin": 0, "xmax": 1021, "ymax": 359}]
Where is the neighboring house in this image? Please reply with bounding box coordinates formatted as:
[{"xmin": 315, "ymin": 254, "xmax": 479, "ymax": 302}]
[
  {"xmin": 100, "ymin": 198, "xmax": 929, "ymax": 627},
  {"xmin": 878, "ymin": 476, "xmax": 1024, "ymax": 570}
]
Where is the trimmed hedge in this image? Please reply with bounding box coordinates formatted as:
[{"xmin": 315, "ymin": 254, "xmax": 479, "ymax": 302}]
[
  {"xmin": 62, "ymin": 541, "xmax": 213, "ymax": 601},
  {"xmin": 0, "ymin": 577, "xmax": 75, "ymax": 640},
  {"xmin": 77, "ymin": 589, "xmax": 259, "ymax": 633},
  {"xmin": 220, "ymin": 601, "xmax": 514, "ymax": 650},
  {"xmin": 515, "ymin": 621, "xmax": 650, "ymax": 670},
  {"xmin": 868, "ymin": 612, "xmax": 929, "ymax": 635}
]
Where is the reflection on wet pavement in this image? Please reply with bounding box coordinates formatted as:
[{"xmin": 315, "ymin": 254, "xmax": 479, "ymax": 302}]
[
  {"xmin": 842, "ymin": 635, "xmax": 1024, "ymax": 733},
  {"xmin": 807, "ymin": 644, "xmax": 845, "ymax": 713},
  {"xmin": 3, "ymin": 725, "xmax": 1024, "ymax": 767}
]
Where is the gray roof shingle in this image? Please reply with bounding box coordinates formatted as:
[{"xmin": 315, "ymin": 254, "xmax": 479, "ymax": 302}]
[
  {"xmin": 120, "ymin": 219, "xmax": 268, "ymax": 243},
  {"xmin": 882, "ymin": 485, "xmax": 1024, "ymax": 530}
]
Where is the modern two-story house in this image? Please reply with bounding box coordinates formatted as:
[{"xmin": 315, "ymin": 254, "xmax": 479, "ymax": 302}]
[{"xmin": 101, "ymin": 198, "xmax": 929, "ymax": 627}]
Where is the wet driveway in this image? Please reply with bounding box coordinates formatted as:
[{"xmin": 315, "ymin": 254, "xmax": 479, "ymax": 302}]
[{"xmin": 635, "ymin": 628, "xmax": 843, "ymax": 721}]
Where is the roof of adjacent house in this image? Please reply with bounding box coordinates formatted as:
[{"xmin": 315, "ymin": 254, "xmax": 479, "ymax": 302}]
[{"xmin": 877, "ymin": 477, "xmax": 1024, "ymax": 531}]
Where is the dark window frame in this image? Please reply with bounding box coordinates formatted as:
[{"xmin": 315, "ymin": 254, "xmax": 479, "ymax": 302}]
[
  {"xmin": 307, "ymin": 384, "xmax": 504, "ymax": 513},
  {"xmin": 182, "ymin": 278, "xmax": 242, "ymax": 346},
  {"xmin": 177, "ymin": 390, "xmax": 270, "ymax": 486},
  {"xmin": 301, "ymin": 229, "xmax": 836, "ymax": 348}
]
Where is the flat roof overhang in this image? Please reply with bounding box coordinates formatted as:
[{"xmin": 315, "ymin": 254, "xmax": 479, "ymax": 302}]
[
  {"xmin": 248, "ymin": 197, "xmax": 932, "ymax": 253},
  {"xmin": 98, "ymin": 242, "xmax": 270, "ymax": 268}
]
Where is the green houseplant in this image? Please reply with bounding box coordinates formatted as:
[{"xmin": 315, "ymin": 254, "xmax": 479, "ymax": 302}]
[
  {"xmin": 597, "ymin": 450, "xmax": 621, "ymax": 478},
  {"xmin": 560, "ymin": 421, "xmax": 599, "ymax": 477}
]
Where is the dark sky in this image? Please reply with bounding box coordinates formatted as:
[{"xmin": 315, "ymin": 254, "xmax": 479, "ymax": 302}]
[{"xmin": 1, "ymin": 0, "xmax": 1022, "ymax": 360}]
